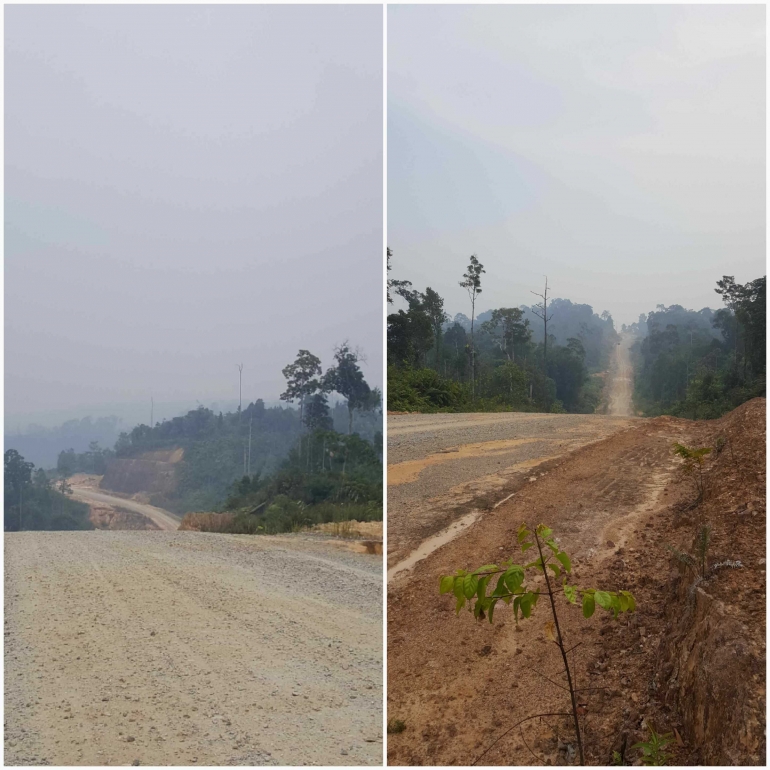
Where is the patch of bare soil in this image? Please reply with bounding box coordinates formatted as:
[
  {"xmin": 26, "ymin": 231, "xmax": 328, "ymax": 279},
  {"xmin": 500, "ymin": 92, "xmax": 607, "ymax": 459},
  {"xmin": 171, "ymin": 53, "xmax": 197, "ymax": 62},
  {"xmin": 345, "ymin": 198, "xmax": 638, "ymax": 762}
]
[
  {"xmin": 311, "ymin": 521, "xmax": 383, "ymax": 540},
  {"xmin": 387, "ymin": 399, "xmax": 765, "ymax": 766},
  {"xmin": 89, "ymin": 504, "xmax": 160, "ymax": 531}
]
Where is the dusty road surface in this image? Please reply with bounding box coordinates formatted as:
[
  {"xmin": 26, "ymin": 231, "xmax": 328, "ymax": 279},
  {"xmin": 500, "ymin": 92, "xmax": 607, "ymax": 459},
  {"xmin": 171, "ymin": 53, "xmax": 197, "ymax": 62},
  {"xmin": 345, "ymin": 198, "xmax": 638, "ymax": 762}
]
[
  {"xmin": 387, "ymin": 413, "xmax": 695, "ymax": 765},
  {"xmin": 5, "ymin": 531, "xmax": 382, "ymax": 766},
  {"xmin": 69, "ymin": 477, "xmax": 181, "ymax": 531},
  {"xmin": 387, "ymin": 411, "xmax": 637, "ymax": 573},
  {"xmin": 607, "ymin": 334, "xmax": 636, "ymax": 416}
]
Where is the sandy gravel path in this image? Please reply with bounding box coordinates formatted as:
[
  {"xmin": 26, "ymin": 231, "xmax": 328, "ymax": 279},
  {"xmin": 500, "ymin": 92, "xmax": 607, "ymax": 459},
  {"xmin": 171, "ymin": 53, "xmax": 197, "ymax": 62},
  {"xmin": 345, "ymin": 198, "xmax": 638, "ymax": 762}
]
[
  {"xmin": 68, "ymin": 481, "xmax": 181, "ymax": 531},
  {"xmin": 5, "ymin": 531, "xmax": 382, "ymax": 766},
  {"xmin": 607, "ymin": 335, "xmax": 635, "ymax": 417},
  {"xmin": 387, "ymin": 412, "xmax": 636, "ymax": 572}
]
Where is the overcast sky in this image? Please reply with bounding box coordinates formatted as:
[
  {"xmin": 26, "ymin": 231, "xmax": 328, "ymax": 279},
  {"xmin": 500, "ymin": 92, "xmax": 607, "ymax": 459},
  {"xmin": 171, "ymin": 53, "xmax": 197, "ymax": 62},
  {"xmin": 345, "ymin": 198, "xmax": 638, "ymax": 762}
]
[
  {"xmin": 6, "ymin": 5, "xmax": 382, "ymax": 429},
  {"xmin": 388, "ymin": 5, "xmax": 765, "ymax": 326}
]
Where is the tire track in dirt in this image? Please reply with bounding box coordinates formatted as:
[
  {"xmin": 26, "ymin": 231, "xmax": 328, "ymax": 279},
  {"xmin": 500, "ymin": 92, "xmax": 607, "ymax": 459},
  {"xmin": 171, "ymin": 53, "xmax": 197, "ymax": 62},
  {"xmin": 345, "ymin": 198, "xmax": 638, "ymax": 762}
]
[{"xmin": 387, "ymin": 416, "xmax": 691, "ymax": 766}]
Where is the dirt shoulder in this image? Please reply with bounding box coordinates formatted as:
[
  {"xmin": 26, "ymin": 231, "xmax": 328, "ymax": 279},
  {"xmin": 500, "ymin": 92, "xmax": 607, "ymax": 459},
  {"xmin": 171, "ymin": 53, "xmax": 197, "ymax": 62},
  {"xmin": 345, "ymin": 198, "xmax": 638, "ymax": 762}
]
[
  {"xmin": 5, "ymin": 531, "xmax": 383, "ymax": 766},
  {"xmin": 387, "ymin": 400, "xmax": 765, "ymax": 765}
]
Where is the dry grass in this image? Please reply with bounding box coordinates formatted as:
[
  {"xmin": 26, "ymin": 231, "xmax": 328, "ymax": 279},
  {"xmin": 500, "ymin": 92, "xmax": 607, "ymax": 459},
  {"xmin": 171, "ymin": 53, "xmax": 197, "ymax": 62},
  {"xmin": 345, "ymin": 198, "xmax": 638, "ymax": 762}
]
[{"xmin": 178, "ymin": 512, "xmax": 236, "ymax": 532}]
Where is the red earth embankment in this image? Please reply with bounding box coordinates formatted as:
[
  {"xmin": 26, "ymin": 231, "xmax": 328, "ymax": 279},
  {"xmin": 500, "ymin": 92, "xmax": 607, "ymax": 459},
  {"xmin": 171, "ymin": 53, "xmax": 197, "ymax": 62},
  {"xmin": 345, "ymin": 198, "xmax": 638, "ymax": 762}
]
[{"xmin": 100, "ymin": 447, "xmax": 183, "ymax": 498}]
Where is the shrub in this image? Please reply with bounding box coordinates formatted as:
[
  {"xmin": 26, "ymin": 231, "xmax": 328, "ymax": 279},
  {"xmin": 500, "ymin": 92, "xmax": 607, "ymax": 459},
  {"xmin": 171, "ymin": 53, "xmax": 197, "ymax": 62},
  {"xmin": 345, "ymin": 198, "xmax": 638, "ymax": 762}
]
[{"xmin": 439, "ymin": 523, "xmax": 637, "ymax": 766}]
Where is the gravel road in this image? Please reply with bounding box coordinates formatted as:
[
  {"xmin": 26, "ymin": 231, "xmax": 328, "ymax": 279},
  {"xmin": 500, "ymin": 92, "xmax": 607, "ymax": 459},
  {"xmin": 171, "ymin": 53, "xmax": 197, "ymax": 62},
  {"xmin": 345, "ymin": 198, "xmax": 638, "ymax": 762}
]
[
  {"xmin": 68, "ymin": 481, "xmax": 181, "ymax": 531},
  {"xmin": 387, "ymin": 412, "xmax": 636, "ymax": 571},
  {"xmin": 607, "ymin": 334, "xmax": 635, "ymax": 416},
  {"xmin": 5, "ymin": 531, "xmax": 382, "ymax": 766}
]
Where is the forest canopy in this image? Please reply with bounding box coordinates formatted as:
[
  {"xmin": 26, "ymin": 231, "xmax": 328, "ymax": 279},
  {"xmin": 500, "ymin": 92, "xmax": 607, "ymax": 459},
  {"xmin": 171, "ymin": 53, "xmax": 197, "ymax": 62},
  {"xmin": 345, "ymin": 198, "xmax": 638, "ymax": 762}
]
[
  {"xmin": 387, "ymin": 250, "xmax": 618, "ymax": 413},
  {"xmin": 631, "ymin": 275, "xmax": 765, "ymax": 419}
]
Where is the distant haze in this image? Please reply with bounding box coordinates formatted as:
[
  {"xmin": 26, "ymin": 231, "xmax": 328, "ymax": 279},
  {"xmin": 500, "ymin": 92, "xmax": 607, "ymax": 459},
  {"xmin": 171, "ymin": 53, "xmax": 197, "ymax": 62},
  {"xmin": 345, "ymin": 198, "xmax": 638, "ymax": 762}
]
[
  {"xmin": 388, "ymin": 5, "xmax": 765, "ymax": 326},
  {"xmin": 6, "ymin": 5, "xmax": 383, "ymax": 430}
]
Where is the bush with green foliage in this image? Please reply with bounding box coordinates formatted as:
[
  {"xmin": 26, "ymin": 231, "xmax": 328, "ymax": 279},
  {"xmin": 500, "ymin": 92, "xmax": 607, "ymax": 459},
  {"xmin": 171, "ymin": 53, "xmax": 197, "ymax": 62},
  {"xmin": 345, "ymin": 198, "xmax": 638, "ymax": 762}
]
[{"xmin": 219, "ymin": 428, "xmax": 382, "ymax": 534}]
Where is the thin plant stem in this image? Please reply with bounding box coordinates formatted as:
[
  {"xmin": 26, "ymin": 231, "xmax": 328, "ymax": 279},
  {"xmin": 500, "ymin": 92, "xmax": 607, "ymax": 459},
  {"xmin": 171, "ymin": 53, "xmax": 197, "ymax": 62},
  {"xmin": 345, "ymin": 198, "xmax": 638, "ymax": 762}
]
[{"xmin": 535, "ymin": 530, "xmax": 586, "ymax": 766}]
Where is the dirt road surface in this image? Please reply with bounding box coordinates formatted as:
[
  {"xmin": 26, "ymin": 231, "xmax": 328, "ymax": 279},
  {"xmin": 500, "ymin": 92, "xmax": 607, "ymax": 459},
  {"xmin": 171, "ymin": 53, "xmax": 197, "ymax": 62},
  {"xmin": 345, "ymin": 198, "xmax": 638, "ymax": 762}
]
[
  {"xmin": 607, "ymin": 334, "xmax": 635, "ymax": 416},
  {"xmin": 387, "ymin": 413, "xmax": 694, "ymax": 765},
  {"xmin": 69, "ymin": 478, "xmax": 181, "ymax": 531},
  {"xmin": 387, "ymin": 412, "xmax": 636, "ymax": 573},
  {"xmin": 5, "ymin": 531, "xmax": 382, "ymax": 766}
]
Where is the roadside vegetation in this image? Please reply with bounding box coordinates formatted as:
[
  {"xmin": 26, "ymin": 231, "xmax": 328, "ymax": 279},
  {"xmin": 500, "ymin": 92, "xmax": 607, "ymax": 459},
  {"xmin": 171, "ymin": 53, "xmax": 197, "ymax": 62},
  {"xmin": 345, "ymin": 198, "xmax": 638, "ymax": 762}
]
[
  {"xmin": 630, "ymin": 275, "xmax": 765, "ymax": 419},
  {"xmin": 387, "ymin": 249, "xmax": 618, "ymax": 413},
  {"xmin": 4, "ymin": 449, "xmax": 92, "ymax": 531},
  {"xmin": 68, "ymin": 343, "xmax": 383, "ymax": 517},
  {"xmin": 179, "ymin": 345, "xmax": 383, "ymax": 533}
]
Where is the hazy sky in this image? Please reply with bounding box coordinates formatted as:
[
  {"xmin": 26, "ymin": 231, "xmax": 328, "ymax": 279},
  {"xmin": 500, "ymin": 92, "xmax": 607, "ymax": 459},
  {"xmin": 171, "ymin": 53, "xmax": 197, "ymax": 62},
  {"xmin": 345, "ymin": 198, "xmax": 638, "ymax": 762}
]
[
  {"xmin": 388, "ymin": 5, "xmax": 765, "ymax": 326},
  {"xmin": 6, "ymin": 5, "xmax": 382, "ymax": 428}
]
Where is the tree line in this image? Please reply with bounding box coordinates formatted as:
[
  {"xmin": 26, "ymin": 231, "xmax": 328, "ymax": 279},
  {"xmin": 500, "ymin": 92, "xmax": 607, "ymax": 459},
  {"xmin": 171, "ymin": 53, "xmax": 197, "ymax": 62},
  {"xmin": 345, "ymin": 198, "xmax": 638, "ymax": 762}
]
[
  {"xmin": 387, "ymin": 249, "xmax": 618, "ymax": 413},
  {"xmin": 187, "ymin": 345, "xmax": 383, "ymax": 533},
  {"xmin": 4, "ymin": 449, "xmax": 91, "ymax": 532},
  {"xmin": 631, "ymin": 274, "xmax": 765, "ymax": 419}
]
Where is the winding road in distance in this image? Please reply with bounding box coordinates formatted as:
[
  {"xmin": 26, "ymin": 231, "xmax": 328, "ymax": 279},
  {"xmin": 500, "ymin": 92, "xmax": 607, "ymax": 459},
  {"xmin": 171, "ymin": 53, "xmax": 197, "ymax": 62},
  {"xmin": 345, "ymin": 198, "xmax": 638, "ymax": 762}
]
[{"xmin": 68, "ymin": 479, "xmax": 181, "ymax": 531}]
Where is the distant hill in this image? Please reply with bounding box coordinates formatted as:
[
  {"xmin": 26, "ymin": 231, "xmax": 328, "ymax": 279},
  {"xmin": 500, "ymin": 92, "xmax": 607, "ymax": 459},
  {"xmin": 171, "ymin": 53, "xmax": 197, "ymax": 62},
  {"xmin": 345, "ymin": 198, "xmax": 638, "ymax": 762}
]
[{"xmin": 4, "ymin": 416, "xmax": 123, "ymax": 469}]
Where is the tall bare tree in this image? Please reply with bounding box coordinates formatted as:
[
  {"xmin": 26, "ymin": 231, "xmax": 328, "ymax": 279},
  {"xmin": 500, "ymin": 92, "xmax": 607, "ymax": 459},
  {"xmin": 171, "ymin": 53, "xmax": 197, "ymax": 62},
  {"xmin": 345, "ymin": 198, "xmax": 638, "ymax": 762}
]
[
  {"xmin": 459, "ymin": 255, "xmax": 485, "ymax": 399},
  {"xmin": 531, "ymin": 276, "xmax": 554, "ymax": 370},
  {"xmin": 237, "ymin": 364, "xmax": 244, "ymax": 415}
]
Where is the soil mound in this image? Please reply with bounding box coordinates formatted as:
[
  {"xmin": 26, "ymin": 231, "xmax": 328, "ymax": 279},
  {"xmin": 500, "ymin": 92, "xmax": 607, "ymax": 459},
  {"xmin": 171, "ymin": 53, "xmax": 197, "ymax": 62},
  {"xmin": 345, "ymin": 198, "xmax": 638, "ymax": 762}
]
[{"xmin": 653, "ymin": 397, "xmax": 765, "ymax": 764}]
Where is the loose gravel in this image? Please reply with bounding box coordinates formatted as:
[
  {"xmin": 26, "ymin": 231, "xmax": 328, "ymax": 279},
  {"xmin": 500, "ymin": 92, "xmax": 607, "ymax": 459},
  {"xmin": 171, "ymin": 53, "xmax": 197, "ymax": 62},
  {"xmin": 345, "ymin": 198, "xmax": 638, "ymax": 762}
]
[{"xmin": 5, "ymin": 530, "xmax": 382, "ymax": 766}]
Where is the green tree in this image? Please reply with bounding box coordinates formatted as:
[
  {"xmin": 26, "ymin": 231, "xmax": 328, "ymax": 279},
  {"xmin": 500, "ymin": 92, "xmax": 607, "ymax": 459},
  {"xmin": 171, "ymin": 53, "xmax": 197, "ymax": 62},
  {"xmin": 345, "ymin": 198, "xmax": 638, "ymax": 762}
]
[
  {"xmin": 303, "ymin": 392, "xmax": 333, "ymax": 431},
  {"xmin": 280, "ymin": 349, "xmax": 323, "ymax": 427},
  {"xmin": 387, "ymin": 296, "xmax": 434, "ymax": 368},
  {"xmin": 57, "ymin": 448, "xmax": 77, "ymax": 477},
  {"xmin": 481, "ymin": 307, "xmax": 530, "ymax": 363},
  {"xmin": 324, "ymin": 343, "xmax": 373, "ymax": 434},
  {"xmin": 5, "ymin": 449, "xmax": 33, "ymax": 531},
  {"xmin": 387, "ymin": 247, "xmax": 413, "ymax": 305},
  {"xmin": 422, "ymin": 287, "xmax": 449, "ymax": 369}
]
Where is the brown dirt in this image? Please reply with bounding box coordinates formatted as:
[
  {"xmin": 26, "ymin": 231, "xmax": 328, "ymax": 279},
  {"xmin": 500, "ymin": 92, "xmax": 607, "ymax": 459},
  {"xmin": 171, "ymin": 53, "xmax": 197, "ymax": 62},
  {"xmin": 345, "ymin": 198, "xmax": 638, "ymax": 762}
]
[
  {"xmin": 178, "ymin": 512, "xmax": 237, "ymax": 532},
  {"xmin": 89, "ymin": 504, "xmax": 161, "ymax": 531},
  {"xmin": 100, "ymin": 449, "xmax": 182, "ymax": 498},
  {"xmin": 69, "ymin": 479, "xmax": 180, "ymax": 531},
  {"xmin": 311, "ymin": 521, "xmax": 383, "ymax": 539},
  {"xmin": 387, "ymin": 399, "xmax": 765, "ymax": 766}
]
